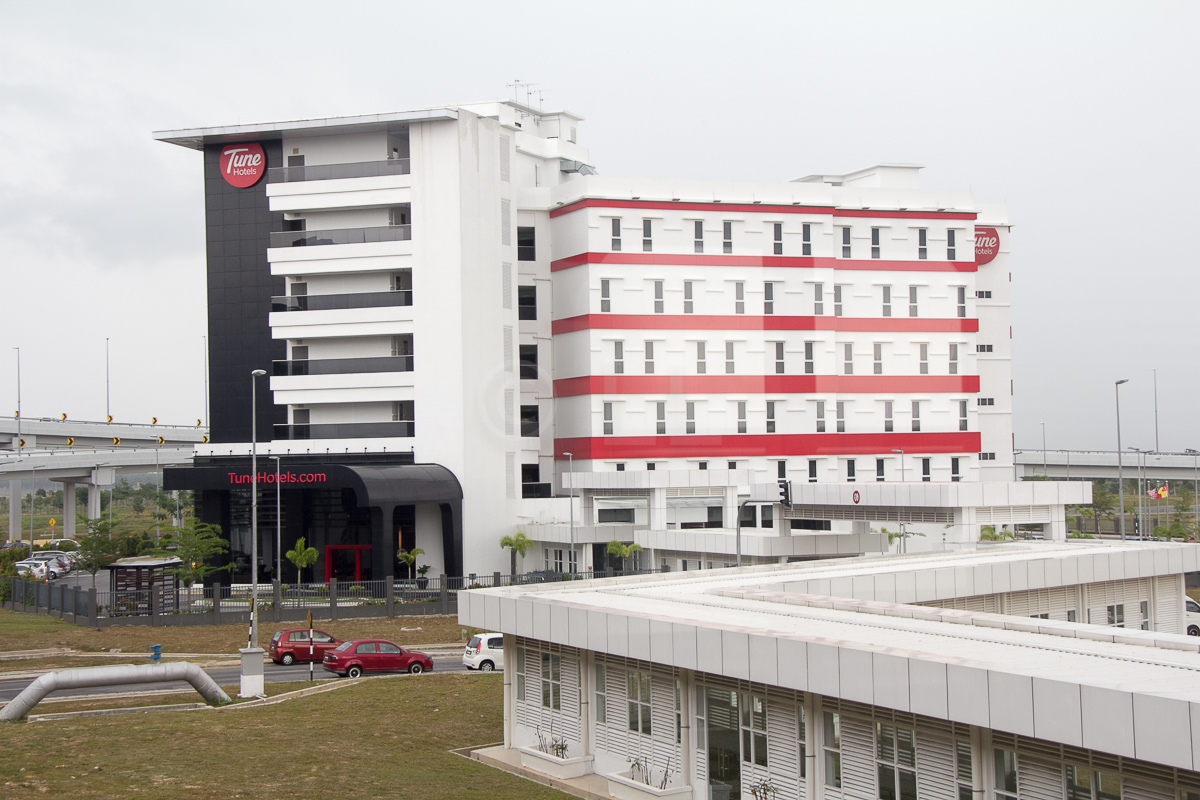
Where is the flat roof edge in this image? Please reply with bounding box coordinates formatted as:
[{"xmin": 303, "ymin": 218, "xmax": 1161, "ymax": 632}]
[{"xmin": 153, "ymin": 108, "xmax": 460, "ymax": 150}]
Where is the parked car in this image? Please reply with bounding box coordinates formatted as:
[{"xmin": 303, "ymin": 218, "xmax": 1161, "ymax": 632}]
[
  {"xmin": 45, "ymin": 539, "xmax": 80, "ymax": 552},
  {"xmin": 269, "ymin": 628, "xmax": 342, "ymax": 665},
  {"xmin": 323, "ymin": 639, "xmax": 433, "ymax": 678},
  {"xmin": 28, "ymin": 552, "xmax": 71, "ymax": 577},
  {"xmin": 462, "ymin": 632, "xmax": 505, "ymax": 672},
  {"xmin": 1186, "ymin": 597, "xmax": 1200, "ymax": 636},
  {"xmin": 14, "ymin": 560, "xmax": 47, "ymax": 579},
  {"xmin": 1, "ymin": 541, "xmax": 30, "ymax": 553}
]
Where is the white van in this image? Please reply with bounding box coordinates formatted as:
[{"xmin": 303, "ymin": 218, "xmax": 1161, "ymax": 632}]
[
  {"xmin": 462, "ymin": 632, "xmax": 505, "ymax": 672},
  {"xmin": 1186, "ymin": 596, "xmax": 1200, "ymax": 636}
]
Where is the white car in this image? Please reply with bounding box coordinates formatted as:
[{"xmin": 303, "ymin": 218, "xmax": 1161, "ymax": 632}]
[
  {"xmin": 14, "ymin": 560, "xmax": 48, "ymax": 579},
  {"xmin": 28, "ymin": 552, "xmax": 71, "ymax": 576},
  {"xmin": 463, "ymin": 632, "xmax": 505, "ymax": 672},
  {"xmin": 1186, "ymin": 597, "xmax": 1200, "ymax": 636}
]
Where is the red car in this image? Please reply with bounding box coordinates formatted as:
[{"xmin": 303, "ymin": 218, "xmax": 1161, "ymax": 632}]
[
  {"xmin": 322, "ymin": 638, "xmax": 434, "ymax": 678},
  {"xmin": 269, "ymin": 628, "xmax": 342, "ymax": 665}
]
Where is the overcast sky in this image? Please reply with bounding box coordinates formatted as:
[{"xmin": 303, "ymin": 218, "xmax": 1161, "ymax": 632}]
[{"xmin": 0, "ymin": 1, "xmax": 1196, "ymax": 453}]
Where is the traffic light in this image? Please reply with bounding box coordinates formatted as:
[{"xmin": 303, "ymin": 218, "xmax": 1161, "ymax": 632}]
[
  {"xmin": 112, "ymin": 437, "xmax": 121, "ymax": 445},
  {"xmin": 156, "ymin": 436, "xmax": 165, "ymax": 445},
  {"xmin": 66, "ymin": 437, "xmax": 74, "ymax": 446},
  {"xmin": 778, "ymin": 479, "xmax": 792, "ymax": 509}
]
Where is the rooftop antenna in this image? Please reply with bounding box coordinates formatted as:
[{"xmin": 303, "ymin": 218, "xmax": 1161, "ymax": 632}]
[
  {"xmin": 531, "ymin": 89, "xmax": 551, "ymax": 109},
  {"xmin": 506, "ymin": 80, "xmax": 536, "ymax": 106}
]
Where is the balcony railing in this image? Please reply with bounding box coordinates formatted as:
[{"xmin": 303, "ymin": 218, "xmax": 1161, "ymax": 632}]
[
  {"xmin": 271, "ymin": 290, "xmax": 412, "ymax": 313},
  {"xmin": 521, "ymin": 483, "xmax": 553, "ymax": 499},
  {"xmin": 266, "ymin": 159, "xmax": 411, "ymax": 183},
  {"xmin": 273, "ymin": 356, "xmax": 414, "ymax": 377},
  {"xmin": 269, "ymin": 225, "xmax": 411, "ymax": 249},
  {"xmin": 274, "ymin": 421, "xmax": 414, "ymax": 441}
]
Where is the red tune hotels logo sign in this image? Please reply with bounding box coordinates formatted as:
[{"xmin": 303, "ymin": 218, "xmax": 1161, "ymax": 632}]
[
  {"xmin": 218, "ymin": 143, "xmax": 266, "ymax": 188},
  {"xmin": 975, "ymin": 227, "xmax": 1000, "ymax": 266}
]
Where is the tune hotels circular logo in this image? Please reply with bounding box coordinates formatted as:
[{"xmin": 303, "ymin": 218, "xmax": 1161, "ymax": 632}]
[
  {"xmin": 218, "ymin": 143, "xmax": 266, "ymax": 188},
  {"xmin": 975, "ymin": 227, "xmax": 1000, "ymax": 266}
]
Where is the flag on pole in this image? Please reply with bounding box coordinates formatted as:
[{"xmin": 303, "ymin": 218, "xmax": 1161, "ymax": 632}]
[{"xmin": 1149, "ymin": 484, "xmax": 1168, "ymax": 499}]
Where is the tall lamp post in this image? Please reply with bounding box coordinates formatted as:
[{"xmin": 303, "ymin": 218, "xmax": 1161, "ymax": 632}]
[
  {"xmin": 1187, "ymin": 449, "xmax": 1200, "ymax": 537},
  {"xmin": 891, "ymin": 449, "xmax": 906, "ymax": 482},
  {"xmin": 1040, "ymin": 422, "xmax": 1047, "ymax": 476},
  {"xmin": 563, "ymin": 452, "xmax": 574, "ymax": 574},
  {"xmin": 249, "ymin": 369, "xmax": 267, "ymax": 648},
  {"xmin": 1115, "ymin": 379, "xmax": 1129, "ymax": 540},
  {"xmin": 12, "ymin": 347, "xmax": 20, "ymax": 545}
]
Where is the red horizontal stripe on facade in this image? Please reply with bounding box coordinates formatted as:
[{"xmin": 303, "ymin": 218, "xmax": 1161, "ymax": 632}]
[
  {"xmin": 553, "ymin": 375, "xmax": 979, "ymax": 398},
  {"xmin": 549, "ymin": 198, "xmax": 977, "ymax": 221},
  {"xmin": 551, "ymin": 314, "xmax": 979, "ymax": 335},
  {"xmin": 549, "ymin": 252, "xmax": 975, "ymax": 273},
  {"xmin": 552, "ymin": 432, "xmax": 982, "ymax": 460}
]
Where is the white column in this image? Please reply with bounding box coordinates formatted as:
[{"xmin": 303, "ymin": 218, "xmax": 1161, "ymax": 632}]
[
  {"xmin": 1047, "ymin": 504, "xmax": 1068, "ymax": 542},
  {"xmin": 8, "ymin": 480, "xmax": 20, "ymax": 542},
  {"xmin": 723, "ymin": 486, "xmax": 738, "ymax": 529},
  {"xmin": 649, "ymin": 488, "xmax": 667, "ymax": 531},
  {"xmin": 87, "ymin": 484, "xmax": 101, "ymax": 520},
  {"xmin": 62, "ymin": 482, "xmax": 76, "ymax": 539}
]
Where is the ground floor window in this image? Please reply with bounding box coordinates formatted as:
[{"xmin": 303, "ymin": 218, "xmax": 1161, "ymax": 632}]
[
  {"xmin": 824, "ymin": 710, "xmax": 841, "ymax": 788},
  {"xmin": 628, "ymin": 669, "xmax": 651, "ymax": 734},
  {"xmin": 541, "ymin": 653, "xmax": 561, "ymax": 710},
  {"xmin": 875, "ymin": 721, "xmax": 916, "ymax": 800}
]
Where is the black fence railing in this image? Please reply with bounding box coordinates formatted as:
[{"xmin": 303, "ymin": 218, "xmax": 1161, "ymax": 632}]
[
  {"xmin": 272, "ymin": 356, "xmax": 414, "ymax": 377},
  {"xmin": 271, "ymin": 290, "xmax": 412, "ymax": 313},
  {"xmin": 274, "ymin": 421, "xmax": 414, "ymax": 440},
  {"xmin": 266, "ymin": 159, "xmax": 410, "ymax": 183},
  {"xmin": 269, "ymin": 225, "xmax": 411, "ymax": 248}
]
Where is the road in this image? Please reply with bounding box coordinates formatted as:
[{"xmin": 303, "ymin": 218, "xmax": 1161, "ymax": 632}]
[{"xmin": 0, "ymin": 654, "xmax": 472, "ymax": 703}]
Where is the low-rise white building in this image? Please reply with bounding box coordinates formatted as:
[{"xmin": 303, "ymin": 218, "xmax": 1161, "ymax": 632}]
[{"xmin": 460, "ymin": 542, "xmax": 1200, "ymax": 800}]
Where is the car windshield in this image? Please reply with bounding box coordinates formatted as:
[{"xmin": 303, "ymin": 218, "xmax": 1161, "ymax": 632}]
[{"xmin": 333, "ymin": 641, "xmax": 354, "ymax": 652}]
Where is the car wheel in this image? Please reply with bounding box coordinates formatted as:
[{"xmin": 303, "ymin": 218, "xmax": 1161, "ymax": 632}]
[
  {"xmin": 281, "ymin": 653, "xmax": 295, "ymax": 666},
  {"xmin": 479, "ymin": 660, "xmax": 495, "ymax": 672},
  {"xmin": 408, "ymin": 663, "xmax": 424, "ymax": 675},
  {"xmin": 347, "ymin": 665, "xmax": 363, "ymax": 679},
  {"xmin": 1189, "ymin": 625, "xmax": 1199, "ymax": 637}
]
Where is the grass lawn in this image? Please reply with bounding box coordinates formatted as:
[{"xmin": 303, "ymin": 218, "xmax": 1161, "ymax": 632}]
[
  {"xmin": 0, "ymin": 673, "xmax": 565, "ymax": 800},
  {"xmin": 27, "ymin": 679, "xmax": 336, "ymax": 716},
  {"xmin": 0, "ymin": 609, "xmax": 476, "ymax": 656}
]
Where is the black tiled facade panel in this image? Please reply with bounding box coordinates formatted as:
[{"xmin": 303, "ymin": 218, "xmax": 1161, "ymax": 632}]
[{"xmin": 203, "ymin": 142, "xmax": 286, "ymax": 443}]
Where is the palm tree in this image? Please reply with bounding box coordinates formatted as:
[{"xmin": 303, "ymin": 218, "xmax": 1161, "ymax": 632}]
[
  {"xmin": 285, "ymin": 537, "xmax": 319, "ymax": 584},
  {"xmin": 499, "ymin": 531, "xmax": 532, "ymax": 576},
  {"xmin": 605, "ymin": 540, "xmax": 644, "ymax": 572},
  {"xmin": 397, "ymin": 547, "xmax": 425, "ymax": 580}
]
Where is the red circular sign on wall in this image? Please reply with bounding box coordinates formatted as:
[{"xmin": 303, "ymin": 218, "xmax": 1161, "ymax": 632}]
[
  {"xmin": 218, "ymin": 142, "xmax": 266, "ymax": 188},
  {"xmin": 975, "ymin": 227, "xmax": 1000, "ymax": 265},
  {"xmin": 852, "ymin": 491, "xmax": 861, "ymax": 505}
]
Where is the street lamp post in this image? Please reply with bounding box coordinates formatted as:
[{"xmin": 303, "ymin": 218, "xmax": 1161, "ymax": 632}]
[
  {"xmin": 891, "ymin": 449, "xmax": 906, "ymax": 482},
  {"xmin": 12, "ymin": 347, "xmax": 19, "ymax": 545},
  {"xmin": 249, "ymin": 369, "xmax": 267, "ymax": 648},
  {"xmin": 1115, "ymin": 380, "xmax": 1129, "ymax": 540},
  {"xmin": 1040, "ymin": 422, "xmax": 1047, "ymax": 476},
  {"xmin": 1128, "ymin": 447, "xmax": 1146, "ymax": 537}
]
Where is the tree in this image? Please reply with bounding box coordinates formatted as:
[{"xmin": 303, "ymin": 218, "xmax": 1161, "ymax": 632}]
[
  {"xmin": 979, "ymin": 525, "xmax": 1015, "ymax": 542},
  {"xmin": 153, "ymin": 519, "xmax": 230, "ymax": 589},
  {"xmin": 499, "ymin": 532, "xmax": 533, "ymax": 576},
  {"xmin": 76, "ymin": 520, "xmax": 118, "ymax": 590},
  {"xmin": 396, "ymin": 547, "xmax": 425, "ymax": 580},
  {"xmin": 605, "ymin": 540, "xmax": 643, "ymax": 572},
  {"xmin": 285, "ymin": 537, "xmax": 319, "ymax": 584}
]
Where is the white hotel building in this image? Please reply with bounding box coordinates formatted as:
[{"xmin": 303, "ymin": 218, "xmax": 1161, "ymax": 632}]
[{"xmin": 155, "ymin": 99, "xmax": 1030, "ymax": 581}]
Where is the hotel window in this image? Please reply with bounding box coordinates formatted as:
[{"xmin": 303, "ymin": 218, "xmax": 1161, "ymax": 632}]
[
  {"xmin": 616, "ymin": 463, "xmax": 625, "ymax": 472},
  {"xmin": 808, "ymin": 459, "xmax": 818, "ymax": 482},
  {"xmin": 694, "ymin": 220, "xmax": 704, "ymax": 253},
  {"xmin": 841, "ymin": 226, "xmax": 851, "ymax": 258},
  {"xmin": 882, "ymin": 285, "xmax": 892, "ymax": 317},
  {"xmin": 978, "ymin": 397, "xmax": 995, "ymax": 406},
  {"xmin": 645, "ymin": 341, "xmax": 655, "ymax": 374},
  {"xmin": 949, "ymin": 343, "xmax": 959, "ymax": 375},
  {"xmin": 1066, "ymin": 765, "xmax": 1122, "ymax": 800},
  {"xmin": 994, "ymin": 748, "xmax": 1018, "ymax": 800},
  {"xmin": 917, "ymin": 228, "xmax": 927, "ymax": 260},
  {"xmin": 922, "ymin": 458, "xmax": 931, "ymax": 481},
  {"xmin": 952, "ymin": 457, "xmax": 961, "ymax": 481},
  {"xmin": 699, "ymin": 461, "xmax": 707, "ymax": 470},
  {"xmin": 1141, "ymin": 600, "xmax": 1150, "ymax": 630},
  {"xmin": 518, "ymin": 285, "xmax": 537, "ymax": 320},
  {"xmin": 642, "ymin": 219, "xmax": 653, "ymax": 252},
  {"xmin": 541, "ymin": 652, "xmax": 561, "ymax": 710},
  {"xmin": 684, "ymin": 281, "xmax": 694, "ymax": 314},
  {"xmin": 977, "ymin": 344, "xmax": 993, "ymax": 353},
  {"xmin": 976, "ymin": 290, "xmax": 992, "ymax": 298},
  {"xmin": 956, "ymin": 742, "xmax": 972, "ymax": 800},
  {"xmin": 613, "ymin": 341, "xmax": 624, "ymax": 374},
  {"xmin": 735, "ymin": 281, "xmax": 745, "ymax": 314},
  {"xmin": 908, "ymin": 285, "xmax": 918, "ymax": 317},
  {"xmin": 628, "ymin": 670, "xmax": 652, "ymax": 735},
  {"xmin": 816, "ymin": 401, "xmax": 826, "ymax": 433},
  {"xmin": 777, "ymin": 460, "xmax": 787, "ymax": 479},
  {"xmin": 873, "ymin": 343, "xmax": 883, "ymax": 374},
  {"xmin": 676, "ymin": 682, "xmax": 683, "ymax": 744},
  {"xmin": 740, "ymin": 693, "xmax": 768, "ymax": 768},
  {"xmin": 519, "ymin": 344, "xmax": 538, "ymax": 379},
  {"xmin": 520, "ymin": 405, "xmax": 539, "ymax": 437},
  {"xmin": 723, "ymin": 221, "xmax": 733, "ymax": 254},
  {"xmin": 737, "ymin": 402, "xmax": 747, "ymax": 433},
  {"xmin": 514, "ymin": 647, "xmax": 527, "ymax": 701},
  {"xmin": 876, "ymin": 722, "xmax": 917, "ymax": 800},
  {"xmin": 611, "ymin": 218, "xmax": 622, "ymax": 251},
  {"xmin": 656, "ymin": 402, "xmax": 666, "ymax": 435},
  {"xmin": 764, "ymin": 281, "xmax": 775, "ymax": 315},
  {"xmin": 696, "ymin": 341, "xmax": 706, "ymax": 373},
  {"xmin": 773, "ymin": 222, "xmax": 783, "ymax": 255},
  {"xmin": 804, "ymin": 341, "xmax": 814, "ymax": 374},
  {"xmin": 802, "ymin": 223, "xmax": 812, "ymax": 255},
  {"xmin": 390, "ymin": 269, "xmax": 412, "ymax": 303},
  {"xmin": 871, "ymin": 227, "xmax": 881, "ymax": 259},
  {"xmin": 603, "ymin": 402, "xmax": 614, "ymax": 435},
  {"xmin": 517, "ymin": 227, "xmax": 536, "ymax": 261},
  {"xmin": 823, "ymin": 711, "xmax": 842, "ymax": 788},
  {"xmin": 956, "ymin": 286, "xmax": 967, "ymax": 318},
  {"xmin": 836, "ymin": 401, "xmax": 845, "ymax": 433},
  {"xmin": 775, "ymin": 341, "xmax": 786, "ymax": 374},
  {"xmin": 686, "ymin": 402, "xmax": 696, "ymax": 434},
  {"xmin": 847, "ymin": 459, "xmax": 856, "ymax": 482},
  {"xmin": 594, "ymin": 663, "xmax": 607, "ymax": 724},
  {"xmin": 919, "ymin": 343, "xmax": 929, "ymax": 374},
  {"xmin": 833, "ymin": 285, "xmax": 843, "ymax": 317},
  {"xmin": 654, "ymin": 280, "xmax": 664, "ymax": 313},
  {"xmin": 600, "ymin": 279, "xmax": 611, "ymax": 313},
  {"xmin": 876, "ymin": 458, "xmax": 885, "ymax": 481},
  {"xmin": 884, "ymin": 400, "xmax": 894, "ymax": 432},
  {"xmin": 959, "ymin": 400, "xmax": 968, "ymax": 431},
  {"xmin": 911, "ymin": 400, "xmax": 921, "ymax": 432},
  {"xmin": 766, "ymin": 401, "xmax": 776, "ymax": 433},
  {"xmin": 947, "ymin": 229, "xmax": 957, "ymax": 260},
  {"xmin": 725, "ymin": 341, "xmax": 735, "ymax": 374},
  {"xmin": 391, "ymin": 401, "xmax": 414, "ymax": 425},
  {"xmin": 979, "ymin": 451, "xmax": 996, "ymax": 460},
  {"xmin": 1107, "ymin": 604, "xmax": 1125, "ymax": 627},
  {"xmin": 814, "ymin": 283, "xmax": 824, "ymax": 315},
  {"xmin": 843, "ymin": 343, "xmax": 853, "ymax": 375}
]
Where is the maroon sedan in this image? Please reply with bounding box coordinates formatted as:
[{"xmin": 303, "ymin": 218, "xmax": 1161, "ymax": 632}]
[
  {"xmin": 323, "ymin": 638, "xmax": 434, "ymax": 678},
  {"xmin": 269, "ymin": 628, "xmax": 342, "ymax": 665}
]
